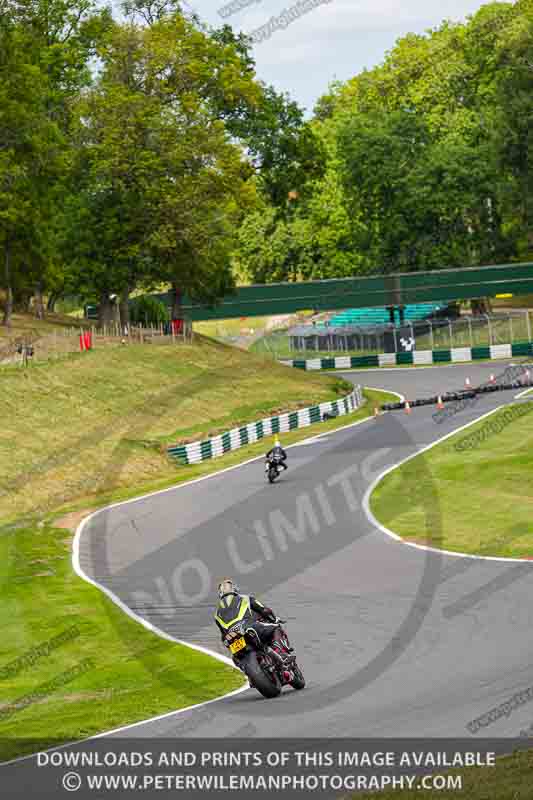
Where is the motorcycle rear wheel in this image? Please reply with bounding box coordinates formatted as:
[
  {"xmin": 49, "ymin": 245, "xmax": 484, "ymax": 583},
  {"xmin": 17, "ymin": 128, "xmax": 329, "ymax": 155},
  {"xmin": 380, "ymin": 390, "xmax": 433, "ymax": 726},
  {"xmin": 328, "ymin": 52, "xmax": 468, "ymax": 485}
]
[{"xmin": 243, "ymin": 652, "xmax": 282, "ymax": 698}]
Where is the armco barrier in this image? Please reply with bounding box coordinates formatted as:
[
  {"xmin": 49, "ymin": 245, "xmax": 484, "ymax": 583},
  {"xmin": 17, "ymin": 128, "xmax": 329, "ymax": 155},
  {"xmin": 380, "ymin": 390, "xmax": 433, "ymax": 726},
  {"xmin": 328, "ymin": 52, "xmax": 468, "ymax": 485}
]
[
  {"xmin": 280, "ymin": 341, "xmax": 533, "ymax": 371},
  {"xmin": 168, "ymin": 387, "xmax": 363, "ymax": 465}
]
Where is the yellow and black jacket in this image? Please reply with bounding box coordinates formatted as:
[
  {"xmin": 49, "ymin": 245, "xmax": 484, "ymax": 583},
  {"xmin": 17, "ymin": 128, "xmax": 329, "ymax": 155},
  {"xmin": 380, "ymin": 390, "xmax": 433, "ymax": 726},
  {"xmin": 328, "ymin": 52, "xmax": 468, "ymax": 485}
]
[{"xmin": 214, "ymin": 593, "xmax": 274, "ymax": 639}]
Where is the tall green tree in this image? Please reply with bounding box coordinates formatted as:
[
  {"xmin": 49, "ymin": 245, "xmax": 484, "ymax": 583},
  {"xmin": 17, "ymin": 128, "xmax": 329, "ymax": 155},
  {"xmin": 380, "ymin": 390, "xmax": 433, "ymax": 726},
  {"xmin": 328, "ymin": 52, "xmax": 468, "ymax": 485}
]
[{"xmin": 66, "ymin": 13, "xmax": 258, "ymax": 325}]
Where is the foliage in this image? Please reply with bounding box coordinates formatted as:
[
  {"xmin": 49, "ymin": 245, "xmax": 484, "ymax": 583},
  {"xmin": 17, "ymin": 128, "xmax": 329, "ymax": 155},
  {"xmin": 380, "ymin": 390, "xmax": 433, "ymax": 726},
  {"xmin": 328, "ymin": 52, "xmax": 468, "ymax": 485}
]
[
  {"xmin": 3, "ymin": 0, "xmax": 533, "ymax": 315},
  {"xmin": 234, "ymin": 1, "xmax": 533, "ymax": 282},
  {"xmin": 129, "ymin": 295, "xmax": 169, "ymax": 325}
]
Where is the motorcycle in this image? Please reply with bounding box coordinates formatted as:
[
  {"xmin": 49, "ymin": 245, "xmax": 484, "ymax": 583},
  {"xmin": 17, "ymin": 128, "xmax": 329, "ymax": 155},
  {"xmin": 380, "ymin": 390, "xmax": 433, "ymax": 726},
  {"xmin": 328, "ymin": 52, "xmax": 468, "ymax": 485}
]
[
  {"xmin": 265, "ymin": 457, "xmax": 282, "ymax": 483},
  {"xmin": 223, "ymin": 619, "xmax": 305, "ymax": 698}
]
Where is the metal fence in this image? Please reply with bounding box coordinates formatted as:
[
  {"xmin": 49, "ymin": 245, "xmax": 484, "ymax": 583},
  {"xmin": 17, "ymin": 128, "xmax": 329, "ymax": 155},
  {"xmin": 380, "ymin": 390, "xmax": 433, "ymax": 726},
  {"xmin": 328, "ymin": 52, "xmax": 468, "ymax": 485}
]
[
  {"xmin": 0, "ymin": 321, "xmax": 194, "ymax": 368},
  {"xmin": 252, "ymin": 311, "xmax": 533, "ymax": 361}
]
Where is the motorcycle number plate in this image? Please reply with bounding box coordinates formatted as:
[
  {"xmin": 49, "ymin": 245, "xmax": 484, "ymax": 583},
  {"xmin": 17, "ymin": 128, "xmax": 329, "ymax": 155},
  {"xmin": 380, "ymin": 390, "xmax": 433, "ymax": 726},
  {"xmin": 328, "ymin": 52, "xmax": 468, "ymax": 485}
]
[{"xmin": 229, "ymin": 637, "xmax": 246, "ymax": 654}]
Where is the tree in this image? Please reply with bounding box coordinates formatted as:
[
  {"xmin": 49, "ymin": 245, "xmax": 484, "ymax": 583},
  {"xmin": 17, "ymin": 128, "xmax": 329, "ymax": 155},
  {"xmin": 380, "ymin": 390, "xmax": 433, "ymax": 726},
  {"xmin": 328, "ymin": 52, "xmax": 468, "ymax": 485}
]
[
  {"xmin": 0, "ymin": 0, "xmax": 111, "ymax": 326},
  {"xmin": 66, "ymin": 13, "xmax": 259, "ymax": 325}
]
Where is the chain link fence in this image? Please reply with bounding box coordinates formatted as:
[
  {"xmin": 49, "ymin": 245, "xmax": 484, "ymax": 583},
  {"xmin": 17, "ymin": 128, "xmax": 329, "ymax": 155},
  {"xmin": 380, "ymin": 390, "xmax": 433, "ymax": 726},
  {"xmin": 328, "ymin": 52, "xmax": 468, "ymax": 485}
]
[{"xmin": 251, "ymin": 311, "xmax": 533, "ymax": 361}]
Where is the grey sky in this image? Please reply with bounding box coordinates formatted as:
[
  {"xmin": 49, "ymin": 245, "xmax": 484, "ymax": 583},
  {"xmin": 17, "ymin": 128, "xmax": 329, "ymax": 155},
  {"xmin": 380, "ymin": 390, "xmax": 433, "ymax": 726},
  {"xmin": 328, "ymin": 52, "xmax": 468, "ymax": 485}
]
[{"xmin": 186, "ymin": 0, "xmax": 491, "ymax": 113}]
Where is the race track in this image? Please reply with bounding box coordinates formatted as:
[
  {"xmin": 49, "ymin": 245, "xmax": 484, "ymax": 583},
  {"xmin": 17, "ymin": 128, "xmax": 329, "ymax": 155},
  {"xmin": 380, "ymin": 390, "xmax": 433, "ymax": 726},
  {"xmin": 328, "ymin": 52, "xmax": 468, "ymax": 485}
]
[{"xmin": 77, "ymin": 361, "xmax": 533, "ymax": 741}]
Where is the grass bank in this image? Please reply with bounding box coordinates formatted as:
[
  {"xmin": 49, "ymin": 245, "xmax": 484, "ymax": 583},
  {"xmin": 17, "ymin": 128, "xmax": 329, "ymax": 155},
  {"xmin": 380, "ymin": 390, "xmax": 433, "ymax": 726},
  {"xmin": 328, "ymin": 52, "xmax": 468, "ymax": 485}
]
[
  {"xmin": 357, "ymin": 748, "xmax": 533, "ymax": 800},
  {"xmin": 1, "ymin": 335, "xmax": 393, "ymax": 759},
  {"xmin": 370, "ymin": 401, "xmax": 533, "ymax": 558},
  {"xmin": 0, "ymin": 522, "xmax": 243, "ymax": 762},
  {"xmin": 1, "ymin": 336, "xmax": 353, "ymax": 524},
  {"xmin": 0, "ymin": 311, "xmax": 89, "ymax": 341}
]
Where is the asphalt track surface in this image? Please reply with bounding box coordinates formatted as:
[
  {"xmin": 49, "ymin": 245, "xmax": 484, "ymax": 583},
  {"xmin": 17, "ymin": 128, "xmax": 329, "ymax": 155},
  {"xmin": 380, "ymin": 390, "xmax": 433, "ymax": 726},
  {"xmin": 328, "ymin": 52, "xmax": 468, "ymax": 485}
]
[{"xmin": 72, "ymin": 360, "xmax": 533, "ymax": 741}]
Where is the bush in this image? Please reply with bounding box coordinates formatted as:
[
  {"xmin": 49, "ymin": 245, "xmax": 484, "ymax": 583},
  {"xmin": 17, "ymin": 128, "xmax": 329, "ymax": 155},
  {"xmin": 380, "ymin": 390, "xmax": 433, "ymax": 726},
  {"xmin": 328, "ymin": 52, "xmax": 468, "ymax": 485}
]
[{"xmin": 130, "ymin": 296, "xmax": 170, "ymax": 326}]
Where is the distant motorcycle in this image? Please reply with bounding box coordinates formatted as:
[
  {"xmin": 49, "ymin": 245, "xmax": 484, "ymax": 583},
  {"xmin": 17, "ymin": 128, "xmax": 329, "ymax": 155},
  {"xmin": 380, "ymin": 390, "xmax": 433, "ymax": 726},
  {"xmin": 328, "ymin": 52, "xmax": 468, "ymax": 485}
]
[
  {"xmin": 224, "ymin": 620, "xmax": 305, "ymax": 699},
  {"xmin": 265, "ymin": 455, "xmax": 283, "ymax": 483}
]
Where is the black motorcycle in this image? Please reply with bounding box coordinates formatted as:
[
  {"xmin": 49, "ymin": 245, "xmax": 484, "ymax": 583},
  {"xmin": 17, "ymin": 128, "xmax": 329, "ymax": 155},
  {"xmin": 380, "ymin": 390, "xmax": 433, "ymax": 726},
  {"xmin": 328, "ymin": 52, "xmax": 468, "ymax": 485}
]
[
  {"xmin": 265, "ymin": 457, "xmax": 282, "ymax": 483},
  {"xmin": 224, "ymin": 620, "xmax": 305, "ymax": 698}
]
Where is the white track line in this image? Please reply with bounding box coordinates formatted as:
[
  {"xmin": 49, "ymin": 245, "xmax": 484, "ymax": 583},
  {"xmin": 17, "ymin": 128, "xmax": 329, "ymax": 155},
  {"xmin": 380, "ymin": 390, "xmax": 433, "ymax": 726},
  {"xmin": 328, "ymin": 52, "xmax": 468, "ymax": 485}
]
[
  {"xmin": 515, "ymin": 386, "xmax": 533, "ymax": 399},
  {"xmin": 363, "ymin": 404, "xmax": 533, "ymax": 563}
]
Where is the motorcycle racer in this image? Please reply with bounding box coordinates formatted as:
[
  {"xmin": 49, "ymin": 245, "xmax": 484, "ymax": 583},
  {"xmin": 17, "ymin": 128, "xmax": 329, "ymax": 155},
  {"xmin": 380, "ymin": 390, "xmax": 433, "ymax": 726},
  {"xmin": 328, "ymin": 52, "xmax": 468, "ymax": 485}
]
[
  {"xmin": 265, "ymin": 437, "xmax": 288, "ymax": 473},
  {"xmin": 214, "ymin": 578, "xmax": 294, "ymax": 680}
]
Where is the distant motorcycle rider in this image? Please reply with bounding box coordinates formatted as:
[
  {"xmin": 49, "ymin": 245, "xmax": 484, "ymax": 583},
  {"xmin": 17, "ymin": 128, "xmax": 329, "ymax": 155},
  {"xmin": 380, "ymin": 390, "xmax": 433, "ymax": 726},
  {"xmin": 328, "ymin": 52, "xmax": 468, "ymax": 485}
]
[
  {"xmin": 214, "ymin": 578, "xmax": 293, "ymax": 679},
  {"xmin": 265, "ymin": 437, "xmax": 288, "ymax": 473}
]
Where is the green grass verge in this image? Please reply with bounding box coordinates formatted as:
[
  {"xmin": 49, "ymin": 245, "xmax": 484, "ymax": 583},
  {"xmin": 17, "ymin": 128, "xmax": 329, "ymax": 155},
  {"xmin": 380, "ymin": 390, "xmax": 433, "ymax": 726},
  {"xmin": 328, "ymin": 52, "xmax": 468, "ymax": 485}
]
[
  {"xmin": 356, "ymin": 748, "xmax": 533, "ymax": 800},
  {"xmin": 2, "ymin": 331, "xmax": 394, "ymax": 761},
  {"xmin": 370, "ymin": 402, "xmax": 533, "ymax": 558},
  {"xmin": 0, "ymin": 523, "xmax": 243, "ymax": 762}
]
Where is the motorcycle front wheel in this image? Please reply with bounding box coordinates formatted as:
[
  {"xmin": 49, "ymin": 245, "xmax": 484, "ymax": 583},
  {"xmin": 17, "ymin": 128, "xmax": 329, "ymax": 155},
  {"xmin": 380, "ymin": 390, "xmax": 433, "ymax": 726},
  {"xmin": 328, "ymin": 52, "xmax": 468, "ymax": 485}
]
[
  {"xmin": 268, "ymin": 466, "xmax": 278, "ymax": 483},
  {"xmin": 290, "ymin": 663, "xmax": 306, "ymax": 690}
]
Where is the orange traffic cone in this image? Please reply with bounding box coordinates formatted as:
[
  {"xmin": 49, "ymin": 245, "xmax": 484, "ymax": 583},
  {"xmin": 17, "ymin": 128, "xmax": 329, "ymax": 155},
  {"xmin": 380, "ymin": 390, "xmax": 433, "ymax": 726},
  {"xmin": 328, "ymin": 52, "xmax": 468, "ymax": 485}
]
[
  {"xmin": 374, "ymin": 406, "xmax": 380, "ymax": 418},
  {"xmin": 489, "ymin": 373, "xmax": 495, "ymax": 384},
  {"xmin": 465, "ymin": 377, "xmax": 471, "ymax": 388},
  {"xmin": 437, "ymin": 395, "xmax": 444, "ymax": 410},
  {"xmin": 404, "ymin": 400, "xmax": 411, "ymax": 414}
]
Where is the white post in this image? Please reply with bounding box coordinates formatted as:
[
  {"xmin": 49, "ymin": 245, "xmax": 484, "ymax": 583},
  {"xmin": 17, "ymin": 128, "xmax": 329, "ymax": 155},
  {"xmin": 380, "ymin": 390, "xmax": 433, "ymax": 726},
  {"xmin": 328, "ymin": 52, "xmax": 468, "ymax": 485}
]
[
  {"xmin": 468, "ymin": 316, "xmax": 473, "ymax": 348},
  {"xmin": 448, "ymin": 319, "xmax": 453, "ymax": 349},
  {"xmin": 429, "ymin": 319, "xmax": 434, "ymax": 350},
  {"xmin": 509, "ymin": 313, "xmax": 513, "ymax": 345},
  {"xmin": 485, "ymin": 313, "xmax": 492, "ymax": 346}
]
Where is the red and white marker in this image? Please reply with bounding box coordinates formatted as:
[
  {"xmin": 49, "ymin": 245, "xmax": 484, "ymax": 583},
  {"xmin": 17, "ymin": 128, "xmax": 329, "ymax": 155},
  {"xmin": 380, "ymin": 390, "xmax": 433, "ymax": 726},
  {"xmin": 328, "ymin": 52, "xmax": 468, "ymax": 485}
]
[
  {"xmin": 437, "ymin": 396, "xmax": 444, "ymax": 410},
  {"xmin": 465, "ymin": 377, "xmax": 471, "ymax": 388},
  {"xmin": 404, "ymin": 400, "xmax": 411, "ymax": 414}
]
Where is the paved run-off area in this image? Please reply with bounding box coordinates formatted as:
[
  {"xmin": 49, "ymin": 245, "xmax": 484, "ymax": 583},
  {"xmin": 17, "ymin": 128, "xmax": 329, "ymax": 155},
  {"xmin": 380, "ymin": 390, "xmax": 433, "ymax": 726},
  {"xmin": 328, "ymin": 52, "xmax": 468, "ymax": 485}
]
[{"xmin": 61, "ymin": 361, "xmax": 533, "ymax": 741}]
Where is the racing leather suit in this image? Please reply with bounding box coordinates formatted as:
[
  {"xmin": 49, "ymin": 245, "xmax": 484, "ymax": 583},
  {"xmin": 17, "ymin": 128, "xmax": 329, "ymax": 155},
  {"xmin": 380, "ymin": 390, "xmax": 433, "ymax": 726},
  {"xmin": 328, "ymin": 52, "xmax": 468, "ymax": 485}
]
[
  {"xmin": 265, "ymin": 445, "xmax": 288, "ymax": 471},
  {"xmin": 214, "ymin": 593, "xmax": 287, "ymax": 656}
]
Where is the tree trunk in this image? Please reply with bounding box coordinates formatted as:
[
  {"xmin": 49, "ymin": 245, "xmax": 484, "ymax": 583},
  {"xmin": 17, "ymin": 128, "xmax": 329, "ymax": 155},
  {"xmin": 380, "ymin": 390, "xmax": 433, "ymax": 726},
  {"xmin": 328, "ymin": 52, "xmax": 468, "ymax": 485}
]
[
  {"xmin": 119, "ymin": 286, "xmax": 130, "ymax": 333},
  {"xmin": 47, "ymin": 292, "xmax": 59, "ymax": 312},
  {"xmin": 171, "ymin": 282, "xmax": 182, "ymax": 319},
  {"xmin": 98, "ymin": 290, "xmax": 114, "ymax": 329},
  {"xmin": 34, "ymin": 281, "xmax": 45, "ymax": 320},
  {"xmin": 2, "ymin": 240, "xmax": 13, "ymax": 329}
]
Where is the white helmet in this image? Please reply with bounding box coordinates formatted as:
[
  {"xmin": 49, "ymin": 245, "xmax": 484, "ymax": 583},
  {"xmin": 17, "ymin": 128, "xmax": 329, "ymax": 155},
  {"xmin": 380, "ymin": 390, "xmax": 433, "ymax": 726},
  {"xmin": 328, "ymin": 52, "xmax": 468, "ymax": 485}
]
[{"xmin": 217, "ymin": 578, "xmax": 238, "ymax": 599}]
